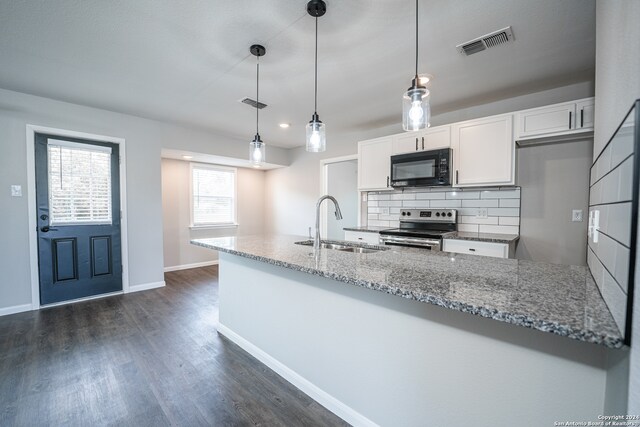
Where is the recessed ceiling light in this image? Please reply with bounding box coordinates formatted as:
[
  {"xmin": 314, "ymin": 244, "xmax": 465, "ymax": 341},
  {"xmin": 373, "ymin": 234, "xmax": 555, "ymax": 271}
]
[
  {"xmin": 418, "ymin": 74, "xmax": 432, "ymax": 86},
  {"xmin": 279, "ymin": 123, "xmax": 290, "ymax": 128},
  {"xmin": 182, "ymin": 155, "xmax": 193, "ymax": 160}
]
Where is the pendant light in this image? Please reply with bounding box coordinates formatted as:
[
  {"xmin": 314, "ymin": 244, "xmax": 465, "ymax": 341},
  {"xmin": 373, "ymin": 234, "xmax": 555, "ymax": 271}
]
[
  {"xmin": 402, "ymin": 0, "xmax": 430, "ymax": 131},
  {"xmin": 306, "ymin": 0, "xmax": 327, "ymax": 153},
  {"xmin": 249, "ymin": 44, "xmax": 266, "ymax": 166}
]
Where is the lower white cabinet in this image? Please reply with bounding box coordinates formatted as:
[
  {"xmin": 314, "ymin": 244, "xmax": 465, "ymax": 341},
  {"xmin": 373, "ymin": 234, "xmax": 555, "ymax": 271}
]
[
  {"xmin": 344, "ymin": 231, "xmax": 380, "ymax": 245},
  {"xmin": 443, "ymin": 239, "xmax": 510, "ymax": 259}
]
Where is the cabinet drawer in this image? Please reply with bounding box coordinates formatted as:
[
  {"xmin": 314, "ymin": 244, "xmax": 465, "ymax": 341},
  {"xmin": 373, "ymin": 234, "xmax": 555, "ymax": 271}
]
[
  {"xmin": 344, "ymin": 231, "xmax": 380, "ymax": 245},
  {"xmin": 443, "ymin": 239, "xmax": 509, "ymax": 258}
]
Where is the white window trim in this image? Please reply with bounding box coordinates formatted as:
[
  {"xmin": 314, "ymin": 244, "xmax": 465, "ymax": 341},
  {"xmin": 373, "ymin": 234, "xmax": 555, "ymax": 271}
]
[{"xmin": 189, "ymin": 162, "xmax": 238, "ymax": 228}]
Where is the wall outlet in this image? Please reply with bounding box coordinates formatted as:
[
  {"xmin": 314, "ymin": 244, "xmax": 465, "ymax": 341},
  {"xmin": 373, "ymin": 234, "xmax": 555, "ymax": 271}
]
[
  {"xmin": 381, "ymin": 207, "xmax": 390, "ymax": 215},
  {"xmin": 476, "ymin": 208, "xmax": 488, "ymax": 219},
  {"xmin": 572, "ymin": 209, "xmax": 583, "ymax": 222},
  {"xmin": 11, "ymin": 185, "xmax": 22, "ymax": 197}
]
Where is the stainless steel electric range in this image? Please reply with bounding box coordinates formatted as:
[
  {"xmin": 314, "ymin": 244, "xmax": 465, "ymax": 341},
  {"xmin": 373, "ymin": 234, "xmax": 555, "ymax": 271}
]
[{"xmin": 379, "ymin": 209, "xmax": 457, "ymax": 251}]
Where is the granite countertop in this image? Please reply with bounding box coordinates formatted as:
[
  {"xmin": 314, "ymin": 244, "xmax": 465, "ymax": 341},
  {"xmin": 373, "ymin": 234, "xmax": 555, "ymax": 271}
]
[
  {"xmin": 192, "ymin": 235, "xmax": 623, "ymax": 349},
  {"xmin": 343, "ymin": 226, "xmax": 393, "ymax": 233},
  {"xmin": 445, "ymin": 232, "xmax": 520, "ymax": 244}
]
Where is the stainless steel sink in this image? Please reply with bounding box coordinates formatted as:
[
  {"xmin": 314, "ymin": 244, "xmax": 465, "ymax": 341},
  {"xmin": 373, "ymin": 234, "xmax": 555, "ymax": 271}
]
[{"xmin": 295, "ymin": 240, "xmax": 386, "ymax": 254}]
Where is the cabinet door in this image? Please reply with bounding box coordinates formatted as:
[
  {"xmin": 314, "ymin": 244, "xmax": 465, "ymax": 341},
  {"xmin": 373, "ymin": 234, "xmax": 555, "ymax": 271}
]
[
  {"xmin": 392, "ymin": 133, "xmax": 421, "ymax": 155},
  {"xmin": 452, "ymin": 114, "xmax": 514, "ymax": 187},
  {"xmin": 421, "ymin": 126, "xmax": 451, "ymax": 151},
  {"xmin": 358, "ymin": 137, "xmax": 393, "ymax": 191},
  {"xmin": 516, "ymin": 102, "xmax": 575, "ymax": 138},
  {"xmin": 576, "ymin": 99, "xmax": 594, "ymax": 130},
  {"xmin": 344, "ymin": 231, "xmax": 380, "ymax": 245},
  {"xmin": 392, "ymin": 126, "xmax": 451, "ymax": 155}
]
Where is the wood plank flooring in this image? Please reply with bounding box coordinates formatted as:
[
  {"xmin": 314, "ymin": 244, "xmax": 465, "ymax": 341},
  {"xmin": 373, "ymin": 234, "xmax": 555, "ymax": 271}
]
[{"xmin": 0, "ymin": 266, "xmax": 349, "ymax": 426}]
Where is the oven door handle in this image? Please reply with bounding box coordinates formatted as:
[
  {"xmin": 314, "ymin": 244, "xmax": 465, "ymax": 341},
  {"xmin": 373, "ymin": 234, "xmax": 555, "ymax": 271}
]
[{"xmin": 380, "ymin": 235, "xmax": 441, "ymax": 247}]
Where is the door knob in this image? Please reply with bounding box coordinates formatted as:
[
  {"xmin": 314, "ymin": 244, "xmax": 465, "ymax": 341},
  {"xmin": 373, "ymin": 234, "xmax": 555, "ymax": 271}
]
[{"xmin": 40, "ymin": 226, "xmax": 50, "ymax": 232}]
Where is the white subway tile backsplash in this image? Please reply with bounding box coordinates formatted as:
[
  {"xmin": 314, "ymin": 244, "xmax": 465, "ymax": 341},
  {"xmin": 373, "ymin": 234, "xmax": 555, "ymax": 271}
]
[
  {"xmin": 430, "ymin": 200, "xmax": 462, "ymax": 208},
  {"xmin": 446, "ymin": 191, "xmax": 480, "ymax": 200},
  {"xmin": 618, "ymin": 156, "xmax": 633, "ymax": 202},
  {"xmin": 415, "ymin": 192, "xmax": 446, "ymax": 200},
  {"xmin": 402, "ymin": 200, "xmax": 430, "ymax": 208},
  {"xmin": 391, "ymin": 193, "xmax": 416, "ymax": 200},
  {"xmin": 378, "ymin": 200, "xmax": 403, "ymax": 207},
  {"xmin": 460, "ymin": 216, "xmax": 499, "ymax": 225},
  {"xmin": 461, "ymin": 199, "xmax": 499, "ymax": 208},
  {"xmin": 368, "ymin": 219, "xmax": 390, "ymax": 227},
  {"xmin": 610, "ymin": 132, "xmax": 634, "ymax": 169},
  {"xmin": 602, "ymin": 267, "xmax": 627, "ymax": 333},
  {"xmin": 368, "ymin": 214, "xmax": 379, "ymax": 221},
  {"xmin": 457, "ymin": 224, "xmax": 479, "ymax": 233},
  {"xmin": 479, "ymin": 225, "xmax": 520, "ymax": 235},
  {"xmin": 487, "ymin": 208, "xmax": 520, "ymax": 217},
  {"xmin": 499, "ymin": 199, "xmax": 520, "ymax": 208},
  {"xmin": 368, "ymin": 207, "xmax": 383, "ymax": 214},
  {"xmin": 481, "ymin": 189, "xmax": 520, "ymax": 199},
  {"xmin": 368, "ymin": 194, "xmax": 390, "ymax": 201},
  {"xmin": 499, "ymin": 216, "xmax": 520, "ymax": 226}
]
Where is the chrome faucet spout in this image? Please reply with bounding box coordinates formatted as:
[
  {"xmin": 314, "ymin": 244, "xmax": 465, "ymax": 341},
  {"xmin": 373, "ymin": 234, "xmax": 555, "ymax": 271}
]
[{"xmin": 314, "ymin": 195, "xmax": 343, "ymax": 251}]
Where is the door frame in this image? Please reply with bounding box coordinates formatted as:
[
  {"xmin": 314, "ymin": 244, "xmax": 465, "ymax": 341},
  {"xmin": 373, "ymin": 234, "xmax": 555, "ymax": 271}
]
[
  {"xmin": 26, "ymin": 124, "xmax": 130, "ymax": 309},
  {"xmin": 319, "ymin": 154, "xmax": 360, "ymax": 238}
]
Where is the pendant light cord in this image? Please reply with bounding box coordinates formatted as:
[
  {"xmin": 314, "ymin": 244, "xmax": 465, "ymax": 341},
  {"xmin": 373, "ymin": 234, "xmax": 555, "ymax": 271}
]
[
  {"xmin": 314, "ymin": 15, "xmax": 318, "ymax": 114},
  {"xmin": 415, "ymin": 0, "xmax": 419, "ymax": 78},
  {"xmin": 256, "ymin": 56, "xmax": 260, "ymax": 136}
]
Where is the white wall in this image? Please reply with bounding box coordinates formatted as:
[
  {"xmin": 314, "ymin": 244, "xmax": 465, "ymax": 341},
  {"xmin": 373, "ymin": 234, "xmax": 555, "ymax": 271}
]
[
  {"xmin": 592, "ymin": 0, "xmax": 640, "ymax": 414},
  {"xmin": 0, "ymin": 87, "xmax": 288, "ymax": 312},
  {"xmin": 326, "ymin": 160, "xmax": 358, "ymax": 240},
  {"xmin": 265, "ymin": 82, "xmax": 594, "ymax": 236},
  {"xmin": 161, "ymin": 158, "xmax": 265, "ymax": 269}
]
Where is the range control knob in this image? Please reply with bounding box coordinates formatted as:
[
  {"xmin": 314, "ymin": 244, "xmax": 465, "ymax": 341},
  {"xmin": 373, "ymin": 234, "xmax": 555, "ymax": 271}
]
[
  {"xmin": 407, "ymin": 212, "xmax": 411, "ymax": 216},
  {"xmin": 401, "ymin": 212, "xmax": 406, "ymax": 216},
  {"xmin": 447, "ymin": 212, "xmax": 452, "ymax": 217},
  {"xmin": 435, "ymin": 212, "xmax": 441, "ymax": 217}
]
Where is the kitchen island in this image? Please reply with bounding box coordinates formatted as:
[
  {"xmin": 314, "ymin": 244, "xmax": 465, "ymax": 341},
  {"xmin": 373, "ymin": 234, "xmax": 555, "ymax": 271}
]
[{"xmin": 193, "ymin": 235, "xmax": 623, "ymax": 427}]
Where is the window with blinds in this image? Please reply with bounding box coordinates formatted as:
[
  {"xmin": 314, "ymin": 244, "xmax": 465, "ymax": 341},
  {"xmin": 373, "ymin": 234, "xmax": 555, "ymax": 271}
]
[
  {"xmin": 47, "ymin": 140, "xmax": 113, "ymax": 226},
  {"xmin": 191, "ymin": 164, "xmax": 236, "ymax": 226}
]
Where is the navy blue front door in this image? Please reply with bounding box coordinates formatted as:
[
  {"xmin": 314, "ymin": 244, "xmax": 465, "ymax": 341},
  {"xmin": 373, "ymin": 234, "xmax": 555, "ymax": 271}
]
[{"xmin": 35, "ymin": 133, "xmax": 122, "ymax": 305}]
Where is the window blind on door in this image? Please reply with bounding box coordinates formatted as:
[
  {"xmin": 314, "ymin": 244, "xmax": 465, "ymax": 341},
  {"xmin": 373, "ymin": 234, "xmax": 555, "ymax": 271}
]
[
  {"xmin": 191, "ymin": 165, "xmax": 235, "ymax": 226},
  {"xmin": 47, "ymin": 139, "xmax": 113, "ymax": 225}
]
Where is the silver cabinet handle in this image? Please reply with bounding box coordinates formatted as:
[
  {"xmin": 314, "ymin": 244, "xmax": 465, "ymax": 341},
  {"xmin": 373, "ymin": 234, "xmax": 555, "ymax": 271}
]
[
  {"xmin": 415, "ymin": 138, "xmax": 418, "ymax": 151},
  {"xmin": 569, "ymin": 111, "xmax": 572, "ymax": 129},
  {"xmin": 422, "ymin": 137, "xmax": 424, "ymax": 150}
]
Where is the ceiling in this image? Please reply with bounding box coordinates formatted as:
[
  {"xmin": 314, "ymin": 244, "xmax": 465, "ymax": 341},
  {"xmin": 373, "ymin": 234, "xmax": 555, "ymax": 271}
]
[{"xmin": 0, "ymin": 0, "xmax": 595, "ymax": 149}]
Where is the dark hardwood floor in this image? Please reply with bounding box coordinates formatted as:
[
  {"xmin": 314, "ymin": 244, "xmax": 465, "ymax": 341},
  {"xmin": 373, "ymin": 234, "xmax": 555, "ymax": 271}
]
[{"xmin": 0, "ymin": 266, "xmax": 349, "ymax": 426}]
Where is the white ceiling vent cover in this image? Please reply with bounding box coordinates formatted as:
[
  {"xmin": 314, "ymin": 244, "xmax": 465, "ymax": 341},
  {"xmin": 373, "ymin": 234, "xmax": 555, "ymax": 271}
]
[
  {"xmin": 456, "ymin": 26, "xmax": 514, "ymax": 56},
  {"xmin": 240, "ymin": 97, "xmax": 267, "ymax": 109}
]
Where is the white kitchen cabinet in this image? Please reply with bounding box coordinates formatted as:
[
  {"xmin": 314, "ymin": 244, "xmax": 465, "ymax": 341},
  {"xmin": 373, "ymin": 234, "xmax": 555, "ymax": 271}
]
[
  {"xmin": 344, "ymin": 230, "xmax": 380, "ymax": 245},
  {"xmin": 515, "ymin": 97, "xmax": 594, "ymax": 141},
  {"xmin": 443, "ymin": 239, "xmax": 510, "ymax": 258},
  {"xmin": 392, "ymin": 125, "xmax": 451, "ymax": 155},
  {"xmin": 358, "ymin": 137, "xmax": 393, "ymax": 191},
  {"xmin": 452, "ymin": 114, "xmax": 514, "ymax": 187}
]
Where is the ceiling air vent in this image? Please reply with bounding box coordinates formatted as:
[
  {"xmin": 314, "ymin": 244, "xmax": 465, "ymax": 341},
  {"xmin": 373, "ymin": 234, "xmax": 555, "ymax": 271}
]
[
  {"xmin": 240, "ymin": 97, "xmax": 267, "ymax": 109},
  {"xmin": 456, "ymin": 26, "xmax": 514, "ymax": 56}
]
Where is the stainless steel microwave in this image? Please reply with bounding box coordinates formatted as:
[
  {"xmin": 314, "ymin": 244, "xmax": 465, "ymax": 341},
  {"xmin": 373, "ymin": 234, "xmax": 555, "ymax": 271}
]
[{"xmin": 390, "ymin": 148, "xmax": 452, "ymax": 187}]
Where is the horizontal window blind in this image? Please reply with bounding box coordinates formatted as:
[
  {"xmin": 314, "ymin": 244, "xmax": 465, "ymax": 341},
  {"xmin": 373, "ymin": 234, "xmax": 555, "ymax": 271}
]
[
  {"xmin": 192, "ymin": 165, "xmax": 235, "ymax": 225},
  {"xmin": 47, "ymin": 140, "xmax": 112, "ymax": 225}
]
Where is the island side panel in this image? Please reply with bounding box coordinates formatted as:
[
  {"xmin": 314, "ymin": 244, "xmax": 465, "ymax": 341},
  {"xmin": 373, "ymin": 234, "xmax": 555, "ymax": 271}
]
[{"xmin": 218, "ymin": 252, "xmax": 608, "ymax": 427}]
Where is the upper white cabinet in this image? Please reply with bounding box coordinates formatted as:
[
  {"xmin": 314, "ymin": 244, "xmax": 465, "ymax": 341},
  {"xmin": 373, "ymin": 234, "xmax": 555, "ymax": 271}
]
[
  {"xmin": 392, "ymin": 125, "xmax": 451, "ymax": 155},
  {"xmin": 452, "ymin": 114, "xmax": 514, "ymax": 187},
  {"xmin": 515, "ymin": 97, "xmax": 594, "ymax": 141},
  {"xmin": 358, "ymin": 137, "xmax": 393, "ymax": 191}
]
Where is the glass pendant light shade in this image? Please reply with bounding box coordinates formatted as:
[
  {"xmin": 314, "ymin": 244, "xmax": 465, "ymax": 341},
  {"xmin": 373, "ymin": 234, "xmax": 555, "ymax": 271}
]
[
  {"xmin": 402, "ymin": 83, "xmax": 430, "ymax": 131},
  {"xmin": 249, "ymin": 135, "xmax": 265, "ymax": 166},
  {"xmin": 306, "ymin": 115, "xmax": 326, "ymax": 152}
]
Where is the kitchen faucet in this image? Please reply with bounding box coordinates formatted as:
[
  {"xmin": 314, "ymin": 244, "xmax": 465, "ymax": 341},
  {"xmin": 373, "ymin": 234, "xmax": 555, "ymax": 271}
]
[{"xmin": 314, "ymin": 195, "xmax": 343, "ymax": 251}]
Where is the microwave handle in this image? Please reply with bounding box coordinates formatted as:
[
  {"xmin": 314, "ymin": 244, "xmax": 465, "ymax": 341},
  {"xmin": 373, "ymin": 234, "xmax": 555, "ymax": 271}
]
[
  {"xmin": 422, "ymin": 137, "xmax": 424, "ymax": 150},
  {"xmin": 455, "ymin": 170, "xmax": 459, "ymax": 185},
  {"xmin": 415, "ymin": 138, "xmax": 418, "ymax": 151},
  {"xmin": 387, "ymin": 176, "xmax": 390, "ymax": 187}
]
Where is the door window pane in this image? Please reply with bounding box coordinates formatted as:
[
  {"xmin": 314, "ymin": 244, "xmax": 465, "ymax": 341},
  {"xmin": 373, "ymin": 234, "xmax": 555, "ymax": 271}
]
[{"xmin": 47, "ymin": 140, "xmax": 112, "ymax": 225}]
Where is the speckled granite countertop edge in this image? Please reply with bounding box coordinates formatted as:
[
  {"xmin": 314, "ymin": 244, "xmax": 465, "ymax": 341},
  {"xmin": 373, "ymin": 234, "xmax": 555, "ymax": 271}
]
[{"xmin": 192, "ymin": 239, "xmax": 623, "ymax": 349}]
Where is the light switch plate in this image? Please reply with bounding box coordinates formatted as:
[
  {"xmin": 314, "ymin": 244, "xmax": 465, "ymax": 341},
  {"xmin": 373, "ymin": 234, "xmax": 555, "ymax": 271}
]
[
  {"xmin": 11, "ymin": 185, "xmax": 22, "ymax": 197},
  {"xmin": 572, "ymin": 209, "xmax": 583, "ymax": 222},
  {"xmin": 476, "ymin": 208, "xmax": 488, "ymax": 219}
]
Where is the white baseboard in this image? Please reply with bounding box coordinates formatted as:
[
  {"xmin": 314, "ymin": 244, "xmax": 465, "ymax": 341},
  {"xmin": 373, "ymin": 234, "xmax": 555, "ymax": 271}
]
[
  {"xmin": 164, "ymin": 260, "xmax": 218, "ymax": 272},
  {"xmin": 0, "ymin": 303, "xmax": 33, "ymax": 317},
  {"xmin": 127, "ymin": 281, "xmax": 166, "ymax": 293},
  {"xmin": 217, "ymin": 323, "xmax": 378, "ymax": 427}
]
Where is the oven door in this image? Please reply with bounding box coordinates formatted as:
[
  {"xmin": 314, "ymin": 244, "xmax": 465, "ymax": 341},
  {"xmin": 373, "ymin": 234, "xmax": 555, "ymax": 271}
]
[
  {"xmin": 379, "ymin": 235, "xmax": 442, "ymax": 251},
  {"xmin": 390, "ymin": 149, "xmax": 451, "ymax": 187}
]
